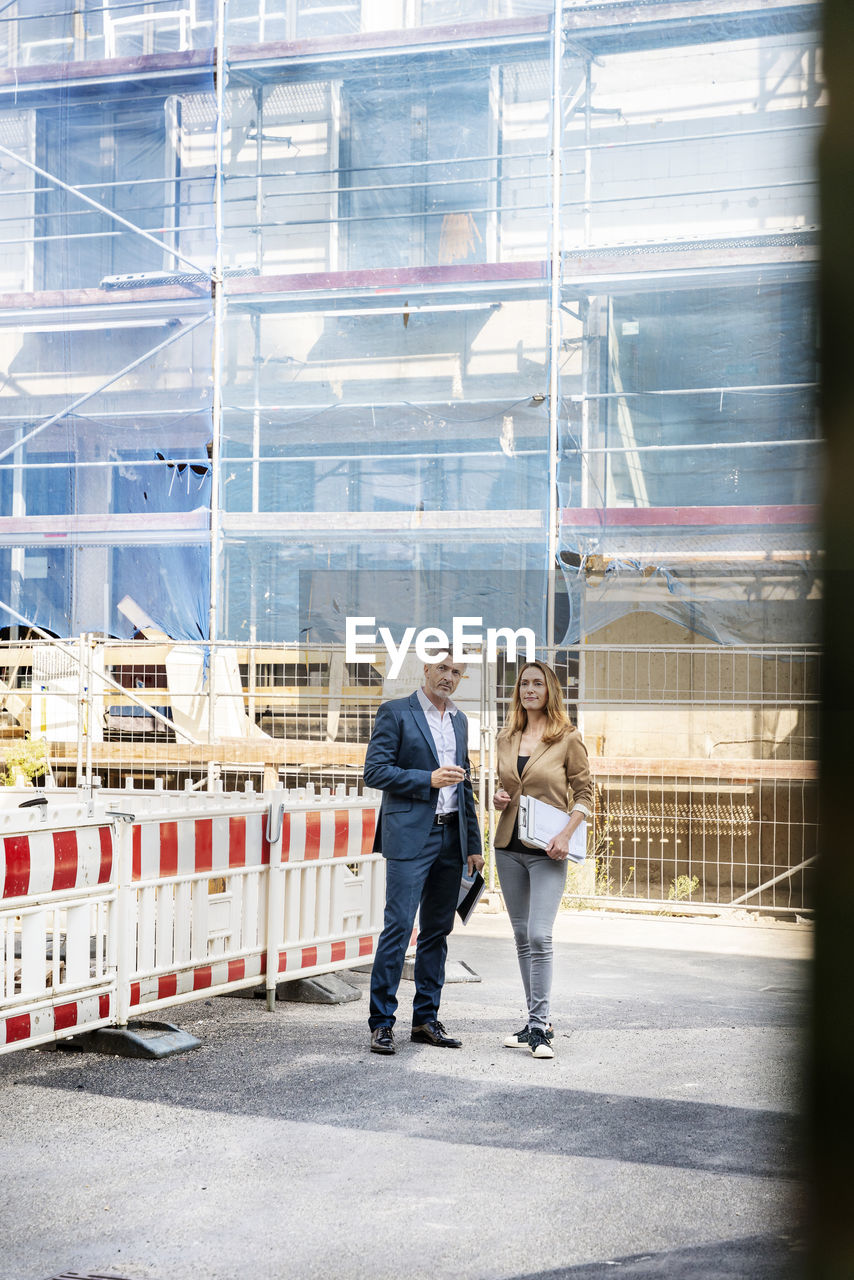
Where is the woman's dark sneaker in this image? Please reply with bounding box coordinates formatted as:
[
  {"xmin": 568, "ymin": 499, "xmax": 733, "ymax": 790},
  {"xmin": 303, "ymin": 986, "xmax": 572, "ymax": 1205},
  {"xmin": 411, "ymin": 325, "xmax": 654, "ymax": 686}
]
[
  {"xmin": 527, "ymin": 1027, "xmax": 555, "ymax": 1059},
  {"xmin": 503, "ymin": 1023, "xmax": 554, "ymax": 1048}
]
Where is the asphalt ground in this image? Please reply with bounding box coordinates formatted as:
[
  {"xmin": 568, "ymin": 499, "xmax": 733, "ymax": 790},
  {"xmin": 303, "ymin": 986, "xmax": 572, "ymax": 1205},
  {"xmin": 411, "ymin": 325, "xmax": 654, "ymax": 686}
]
[{"xmin": 0, "ymin": 910, "xmax": 811, "ymax": 1280}]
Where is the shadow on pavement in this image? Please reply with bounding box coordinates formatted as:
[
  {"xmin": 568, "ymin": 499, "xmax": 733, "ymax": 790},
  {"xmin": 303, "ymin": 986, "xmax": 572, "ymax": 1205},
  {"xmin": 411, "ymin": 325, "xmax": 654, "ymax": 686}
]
[
  {"xmin": 508, "ymin": 1231, "xmax": 805, "ymax": 1278},
  {"xmin": 16, "ymin": 1051, "xmax": 802, "ymax": 1181}
]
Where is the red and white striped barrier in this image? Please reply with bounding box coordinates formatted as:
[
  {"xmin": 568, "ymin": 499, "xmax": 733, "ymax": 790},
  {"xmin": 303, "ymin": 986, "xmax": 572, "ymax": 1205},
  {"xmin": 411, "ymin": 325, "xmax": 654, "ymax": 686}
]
[
  {"xmin": 1, "ymin": 804, "xmax": 117, "ymax": 1053},
  {"xmin": 0, "ymin": 788, "xmax": 383, "ymax": 1054}
]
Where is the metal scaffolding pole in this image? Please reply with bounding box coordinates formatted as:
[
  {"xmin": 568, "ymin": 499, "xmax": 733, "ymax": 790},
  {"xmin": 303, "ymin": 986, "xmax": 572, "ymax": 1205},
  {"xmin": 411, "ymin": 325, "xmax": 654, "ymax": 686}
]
[
  {"xmin": 546, "ymin": 0, "xmax": 563, "ymax": 650},
  {"xmin": 729, "ymin": 856, "xmax": 816, "ymax": 905},
  {"xmin": 209, "ymin": 0, "xmax": 227, "ymax": 651}
]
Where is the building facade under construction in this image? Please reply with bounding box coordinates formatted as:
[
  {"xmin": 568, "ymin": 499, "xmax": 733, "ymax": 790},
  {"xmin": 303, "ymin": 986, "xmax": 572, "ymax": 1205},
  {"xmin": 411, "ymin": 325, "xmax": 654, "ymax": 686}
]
[{"xmin": 0, "ymin": 0, "xmax": 822, "ymax": 913}]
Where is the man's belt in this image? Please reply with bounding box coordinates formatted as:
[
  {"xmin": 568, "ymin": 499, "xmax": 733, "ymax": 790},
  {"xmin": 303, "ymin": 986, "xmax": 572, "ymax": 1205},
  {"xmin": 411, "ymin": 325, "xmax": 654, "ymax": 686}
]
[{"xmin": 433, "ymin": 811, "xmax": 458, "ymax": 825}]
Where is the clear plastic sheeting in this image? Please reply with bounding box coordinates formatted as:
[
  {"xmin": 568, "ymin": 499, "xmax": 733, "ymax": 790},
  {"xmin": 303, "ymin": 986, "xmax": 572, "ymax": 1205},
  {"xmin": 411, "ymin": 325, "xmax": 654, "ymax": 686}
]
[
  {"xmin": 558, "ymin": 561, "xmax": 821, "ymax": 648},
  {"xmin": 0, "ymin": 4, "xmax": 825, "ymax": 923},
  {"xmin": 220, "ymin": 542, "xmax": 550, "ymax": 643},
  {"xmin": 210, "ymin": 57, "xmax": 552, "ymax": 276},
  {"xmin": 0, "ymin": 1, "xmax": 824, "ymax": 653},
  {"xmin": 0, "ymin": 4, "xmax": 215, "ymax": 641},
  {"xmin": 224, "ymin": 0, "xmax": 554, "ymax": 47},
  {"xmin": 560, "ymin": 36, "xmax": 821, "ymax": 249},
  {"xmin": 222, "ymin": 397, "xmax": 549, "ymax": 515},
  {"xmin": 220, "ymin": 300, "xmax": 550, "ymax": 512},
  {"xmin": 0, "ymin": 1, "xmax": 216, "ymax": 68},
  {"xmin": 0, "ymin": 94, "xmax": 215, "ymax": 291},
  {"xmin": 218, "ymin": 290, "xmax": 553, "ymax": 640},
  {"xmin": 555, "ymin": 24, "xmax": 822, "ymax": 645},
  {"xmin": 560, "ymin": 284, "xmax": 817, "ymax": 508}
]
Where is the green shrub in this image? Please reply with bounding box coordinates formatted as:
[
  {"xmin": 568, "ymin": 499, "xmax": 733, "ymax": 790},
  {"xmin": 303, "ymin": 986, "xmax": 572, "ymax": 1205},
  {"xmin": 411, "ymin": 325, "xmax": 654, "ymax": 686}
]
[
  {"xmin": 667, "ymin": 874, "xmax": 700, "ymax": 902},
  {"xmin": 3, "ymin": 737, "xmax": 48, "ymax": 786}
]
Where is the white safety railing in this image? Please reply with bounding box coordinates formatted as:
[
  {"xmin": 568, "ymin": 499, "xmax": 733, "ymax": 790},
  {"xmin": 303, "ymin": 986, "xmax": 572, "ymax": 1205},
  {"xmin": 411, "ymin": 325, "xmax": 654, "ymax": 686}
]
[{"xmin": 0, "ymin": 786, "xmax": 382, "ymax": 1055}]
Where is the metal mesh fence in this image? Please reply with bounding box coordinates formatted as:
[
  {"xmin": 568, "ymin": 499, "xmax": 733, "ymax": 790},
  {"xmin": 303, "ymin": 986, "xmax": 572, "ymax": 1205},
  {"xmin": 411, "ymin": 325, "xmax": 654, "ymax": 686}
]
[{"xmin": 0, "ymin": 636, "xmax": 817, "ymax": 914}]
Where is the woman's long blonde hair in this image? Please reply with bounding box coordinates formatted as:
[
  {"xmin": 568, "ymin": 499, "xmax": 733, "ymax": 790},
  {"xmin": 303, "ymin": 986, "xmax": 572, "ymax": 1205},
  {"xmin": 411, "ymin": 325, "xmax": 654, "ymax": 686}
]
[{"xmin": 499, "ymin": 661, "xmax": 573, "ymax": 745}]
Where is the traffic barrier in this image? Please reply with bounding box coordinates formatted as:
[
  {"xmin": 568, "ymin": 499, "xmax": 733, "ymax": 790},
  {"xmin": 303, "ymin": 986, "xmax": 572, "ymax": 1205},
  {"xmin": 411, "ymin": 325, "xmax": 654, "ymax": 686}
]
[
  {"xmin": 0, "ymin": 787, "xmax": 383, "ymax": 1055},
  {"xmin": 0, "ymin": 803, "xmax": 116, "ymax": 1052}
]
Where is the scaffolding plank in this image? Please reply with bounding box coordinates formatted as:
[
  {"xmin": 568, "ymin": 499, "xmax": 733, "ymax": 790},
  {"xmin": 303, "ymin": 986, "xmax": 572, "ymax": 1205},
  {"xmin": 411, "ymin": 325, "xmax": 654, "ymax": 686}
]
[
  {"xmin": 2, "ymin": 741, "xmax": 815, "ymax": 781},
  {"xmin": 589, "ymin": 756, "xmax": 817, "ymax": 781}
]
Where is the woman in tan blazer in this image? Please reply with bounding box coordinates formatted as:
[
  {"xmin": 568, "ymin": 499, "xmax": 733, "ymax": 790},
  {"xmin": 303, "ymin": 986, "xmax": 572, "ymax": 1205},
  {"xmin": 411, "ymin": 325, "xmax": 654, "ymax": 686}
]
[{"xmin": 493, "ymin": 661, "xmax": 593, "ymax": 1058}]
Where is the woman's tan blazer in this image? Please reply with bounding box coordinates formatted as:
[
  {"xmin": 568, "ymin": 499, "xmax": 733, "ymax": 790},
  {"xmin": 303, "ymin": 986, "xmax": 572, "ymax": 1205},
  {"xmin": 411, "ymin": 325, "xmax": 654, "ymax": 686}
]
[{"xmin": 494, "ymin": 726, "xmax": 593, "ymax": 850}]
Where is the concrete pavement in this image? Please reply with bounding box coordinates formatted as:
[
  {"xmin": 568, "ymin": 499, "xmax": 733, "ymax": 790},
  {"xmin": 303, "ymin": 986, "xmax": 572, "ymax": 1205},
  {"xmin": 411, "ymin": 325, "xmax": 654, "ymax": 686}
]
[{"xmin": 0, "ymin": 909, "xmax": 810, "ymax": 1279}]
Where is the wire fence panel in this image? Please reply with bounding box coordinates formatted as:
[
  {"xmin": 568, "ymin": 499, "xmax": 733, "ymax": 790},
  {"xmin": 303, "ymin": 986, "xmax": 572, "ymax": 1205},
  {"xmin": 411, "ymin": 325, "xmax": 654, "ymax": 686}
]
[
  {"xmin": 0, "ymin": 637, "xmax": 818, "ymax": 915},
  {"xmin": 564, "ymin": 644, "xmax": 818, "ymax": 914}
]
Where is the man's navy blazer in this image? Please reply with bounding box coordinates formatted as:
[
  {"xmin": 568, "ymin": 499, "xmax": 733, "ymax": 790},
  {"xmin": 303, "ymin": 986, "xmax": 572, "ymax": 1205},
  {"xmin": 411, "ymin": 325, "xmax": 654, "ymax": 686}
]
[{"xmin": 363, "ymin": 691, "xmax": 482, "ymax": 862}]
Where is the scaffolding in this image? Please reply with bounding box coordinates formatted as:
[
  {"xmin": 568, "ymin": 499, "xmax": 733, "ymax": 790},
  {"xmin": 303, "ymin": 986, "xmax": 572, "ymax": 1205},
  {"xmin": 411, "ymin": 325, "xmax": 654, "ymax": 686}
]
[{"xmin": 0, "ymin": 0, "xmax": 823, "ymax": 912}]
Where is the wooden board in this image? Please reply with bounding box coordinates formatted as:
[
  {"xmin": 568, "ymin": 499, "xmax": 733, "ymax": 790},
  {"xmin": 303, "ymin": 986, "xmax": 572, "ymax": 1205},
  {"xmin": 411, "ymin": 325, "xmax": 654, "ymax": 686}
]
[{"xmin": 0, "ymin": 739, "xmax": 817, "ymax": 782}]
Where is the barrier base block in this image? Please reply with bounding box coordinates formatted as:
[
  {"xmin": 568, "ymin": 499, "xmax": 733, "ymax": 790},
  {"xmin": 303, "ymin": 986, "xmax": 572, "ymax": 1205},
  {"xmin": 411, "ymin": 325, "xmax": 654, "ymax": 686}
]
[
  {"xmin": 402, "ymin": 958, "xmax": 481, "ymax": 983},
  {"xmin": 58, "ymin": 1020, "xmax": 202, "ymax": 1059},
  {"xmin": 277, "ymin": 973, "xmax": 362, "ymax": 1004}
]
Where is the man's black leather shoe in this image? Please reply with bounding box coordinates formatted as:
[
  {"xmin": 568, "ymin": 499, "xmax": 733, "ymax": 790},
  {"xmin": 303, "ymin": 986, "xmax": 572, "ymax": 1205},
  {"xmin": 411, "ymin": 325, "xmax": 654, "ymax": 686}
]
[
  {"xmin": 411, "ymin": 1020, "xmax": 462, "ymax": 1048},
  {"xmin": 370, "ymin": 1025, "xmax": 396, "ymax": 1054}
]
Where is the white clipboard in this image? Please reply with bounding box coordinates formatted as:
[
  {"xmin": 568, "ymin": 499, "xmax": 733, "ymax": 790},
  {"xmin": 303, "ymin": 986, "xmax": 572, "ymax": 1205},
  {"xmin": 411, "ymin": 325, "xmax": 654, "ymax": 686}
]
[{"xmin": 518, "ymin": 795, "xmax": 587, "ymax": 863}]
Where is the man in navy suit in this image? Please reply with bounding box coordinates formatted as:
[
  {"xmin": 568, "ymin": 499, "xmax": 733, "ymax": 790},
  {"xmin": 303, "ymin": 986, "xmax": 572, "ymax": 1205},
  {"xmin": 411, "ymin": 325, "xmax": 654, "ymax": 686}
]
[{"xmin": 364, "ymin": 655, "xmax": 484, "ymax": 1054}]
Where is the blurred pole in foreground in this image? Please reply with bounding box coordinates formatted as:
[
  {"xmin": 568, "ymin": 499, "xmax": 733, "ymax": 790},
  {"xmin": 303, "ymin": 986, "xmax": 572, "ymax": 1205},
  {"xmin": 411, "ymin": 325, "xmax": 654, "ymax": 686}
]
[{"xmin": 813, "ymin": 1, "xmax": 854, "ymax": 1275}]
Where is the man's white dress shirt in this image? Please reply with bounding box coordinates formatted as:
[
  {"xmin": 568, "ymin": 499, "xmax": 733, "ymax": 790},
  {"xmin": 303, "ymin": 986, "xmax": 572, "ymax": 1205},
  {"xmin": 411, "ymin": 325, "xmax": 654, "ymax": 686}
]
[{"xmin": 416, "ymin": 686, "xmax": 460, "ymax": 815}]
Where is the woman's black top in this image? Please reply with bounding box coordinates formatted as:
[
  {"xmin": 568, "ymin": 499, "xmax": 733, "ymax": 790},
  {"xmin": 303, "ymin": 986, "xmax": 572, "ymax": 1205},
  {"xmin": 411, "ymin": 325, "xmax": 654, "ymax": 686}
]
[{"xmin": 497, "ymin": 755, "xmax": 534, "ymax": 854}]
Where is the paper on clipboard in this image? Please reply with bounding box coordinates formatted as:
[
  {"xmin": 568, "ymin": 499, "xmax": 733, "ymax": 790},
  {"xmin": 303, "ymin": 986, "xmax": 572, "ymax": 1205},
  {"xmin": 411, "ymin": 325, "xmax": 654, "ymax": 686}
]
[{"xmin": 519, "ymin": 795, "xmax": 587, "ymax": 863}]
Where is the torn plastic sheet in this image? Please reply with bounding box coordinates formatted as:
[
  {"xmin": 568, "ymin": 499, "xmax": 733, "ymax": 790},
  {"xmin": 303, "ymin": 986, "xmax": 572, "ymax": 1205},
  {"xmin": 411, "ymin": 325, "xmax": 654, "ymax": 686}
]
[
  {"xmin": 110, "ymin": 542, "xmax": 209, "ymax": 641},
  {"xmin": 556, "ymin": 504, "xmax": 821, "ymax": 645},
  {"xmin": 0, "ymin": 344, "xmax": 214, "ymax": 641},
  {"xmin": 556, "ymin": 268, "xmax": 820, "ymax": 643},
  {"xmin": 1, "ymin": 493, "xmax": 211, "ymax": 641},
  {"xmin": 0, "ymin": 402, "xmax": 211, "ymax": 641},
  {"xmin": 3, "ymin": 541, "xmax": 208, "ymax": 643},
  {"xmin": 0, "ymin": 45, "xmax": 216, "ymax": 643},
  {"xmin": 557, "ymin": 555, "xmax": 821, "ymax": 646}
]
